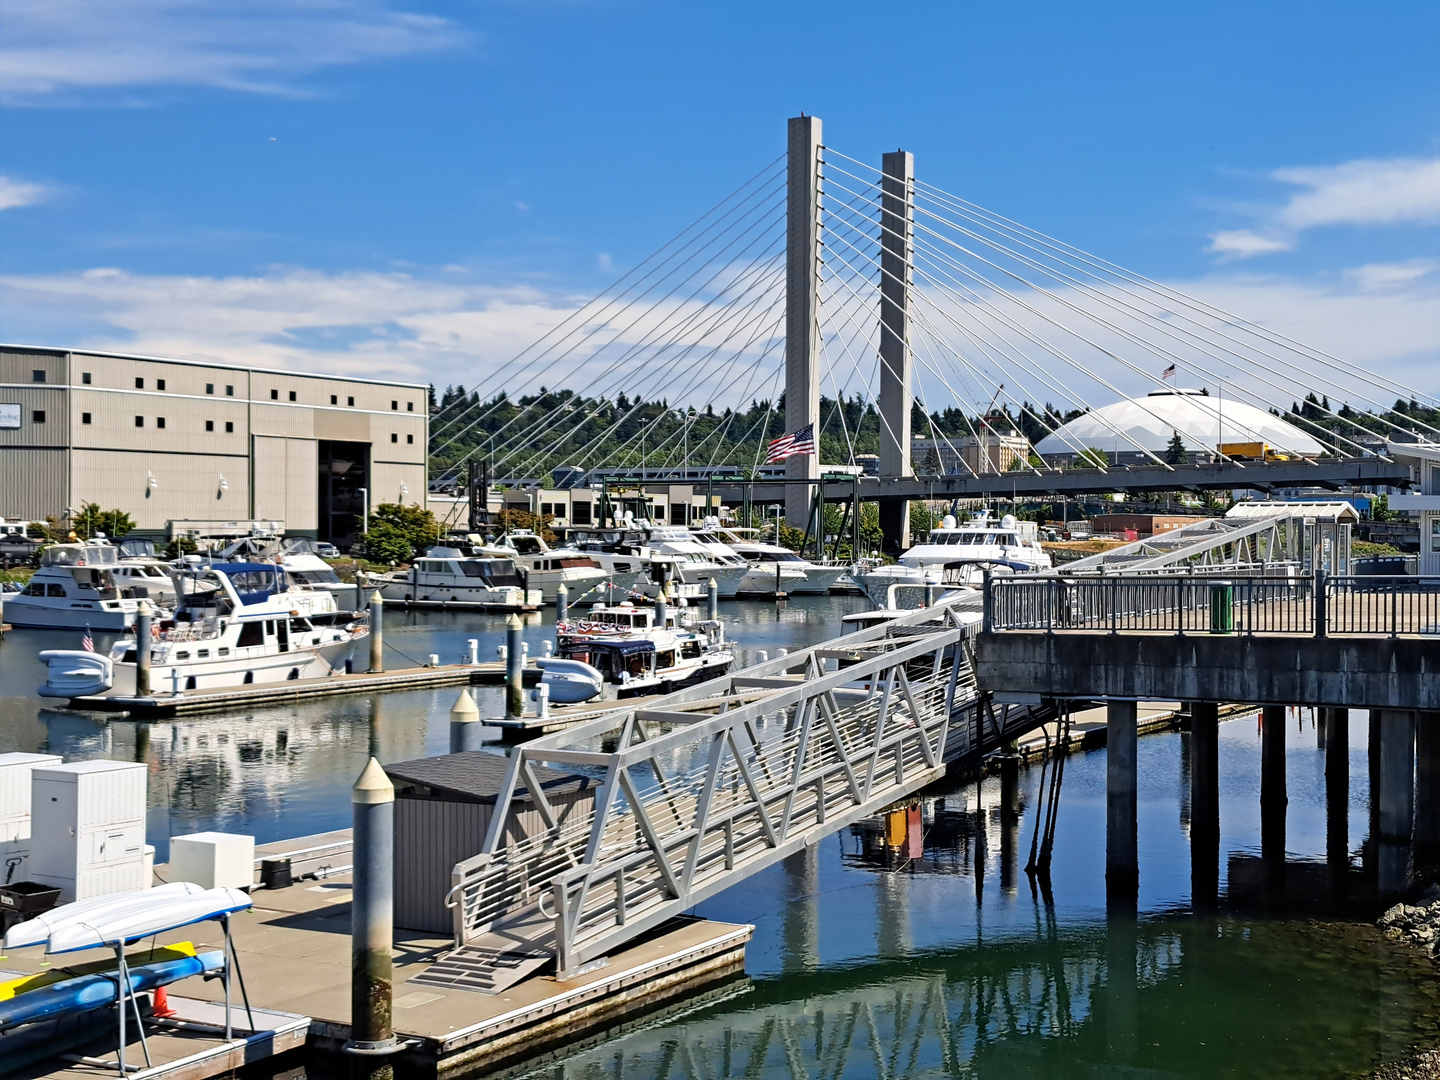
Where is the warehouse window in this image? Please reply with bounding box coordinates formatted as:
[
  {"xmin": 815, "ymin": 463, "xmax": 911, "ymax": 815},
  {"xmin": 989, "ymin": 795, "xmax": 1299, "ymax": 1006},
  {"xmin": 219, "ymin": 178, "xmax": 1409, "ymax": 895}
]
[
  {"xmin": 540, "ymin": 503, "xmax": 554, "ymax": 516},
  {"xmin": 82, "ymin": 372, "xmax": 92, "ymax": 385},
  {"xmin": 206, "ymin": 383, "xmax": 214, "ymax": 395},
  {"xmin": 407, "ymin": 402, "xmax": 414, "ymax": 412},
  {"xmin": 270, "ymin": 389, "xmax": 279, "ymax": 400},
  {"xmin": 289, "ymin": 390, "xmax": 296, "ymax": 402},
  {"xmin": 390, "ymin": 433, "xmax": 398, "ymax": 443},
  {"xmin": 31, "ymin": 370, "xmax": 45, "ymax": 383},
  {"xmin": 330, "ymin": 394, "xmax": 337, "ymax": 405},
  {"xmin": 347, "ymin": 396, "xmax": 355, "ymax": 406},
  {"xmin": 135, "ymin": 416, "xmax": 144, "ymax": 427},
  {"xmin": 391, "ymin": 400, "xmax": 398, "ymax": 410},
  {"xmin": 225, "ymin": 385, "xmax": 234, "ymax": 396},
  {"xmin": 225, "ymin": 421, "xmax": 234, "ymax": 433},
  {"xmin": 407, "ymin": 434, "xmax": 414, "ymax": 444},
  {"xmin": 205, "ymin": 420, "xmax": 214, "ymax": 432},
  {"xmin": 135, "ymin": 377, "xmax": 144, "ymax": 389},
  {"xmin": 31, "ymin": 410, "xmax": 45, "ymax": 424},
  {"xmin": 156, "ymin": 417, "xmax": 166, "ymax": 429},
  {"xmin": 82, "ymin": 412, "xmax": 92, "ymax": 425},
  {"xmin": 157, "ymin": 379, "xmax": 166, "ymax": 391}
]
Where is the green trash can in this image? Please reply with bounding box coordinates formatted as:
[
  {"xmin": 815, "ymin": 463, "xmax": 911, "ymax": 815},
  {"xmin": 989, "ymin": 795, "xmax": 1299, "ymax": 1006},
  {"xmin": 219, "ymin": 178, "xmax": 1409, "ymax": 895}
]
[{"xmin": 1209, "ymin": 580, "xmax": 1234, "ymax": 634}]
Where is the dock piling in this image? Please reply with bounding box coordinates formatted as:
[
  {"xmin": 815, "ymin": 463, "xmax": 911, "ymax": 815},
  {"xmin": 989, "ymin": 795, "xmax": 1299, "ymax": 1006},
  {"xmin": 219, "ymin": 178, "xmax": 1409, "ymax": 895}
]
[
  {"xmin": 655, "ymin": 587, "xmax": 668, "ymax": 629},
  {"xmin": 1261, "ymin": 704, "xmax": 1287, "ymax": 902},
  {"xmin": 135, "ymin": 600, "xmax": 153, "ymax": 697},
  {"xmin": 556, "ymin": 583, "xmax": 569, "ymax": 624},
  {"xmin": 1105, "ymin": 699, "xmax": 1138, "ymax": 907},
  {"xmin": 707, "ymin": 577, "xmax": 718, "ymax": 621},
  {"xmin": 505, "ymin": 616, "xmax": 524, "ymax": 720},
  {"xmin": 348, "ymin": 758, "xmax": 399, "ymax": 1074},
  {"xmin": 368, "ymin": 592, "xmax": 384, "ymax": 674},
  {"xmin": 449, "ymin": 689, "xmax": 482, "ymax": 753}
]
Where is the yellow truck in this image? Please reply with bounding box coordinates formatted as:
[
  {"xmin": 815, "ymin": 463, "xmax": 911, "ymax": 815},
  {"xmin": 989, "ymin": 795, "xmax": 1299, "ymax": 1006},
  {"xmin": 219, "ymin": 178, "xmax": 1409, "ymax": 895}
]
[{"xmin": 1218, "ymin": 442, "xmax": 1291, "ymax": 462}]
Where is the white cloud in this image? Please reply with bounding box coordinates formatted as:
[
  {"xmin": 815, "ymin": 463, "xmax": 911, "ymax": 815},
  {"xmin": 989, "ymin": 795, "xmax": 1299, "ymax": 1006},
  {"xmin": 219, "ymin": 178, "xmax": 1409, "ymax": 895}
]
[
  {"xmin": 0, "ymin": 173, "xmax": 55, "ymax": 210},
  {"xmin": 1206, "ymin": 156, "xmax": 1440, "ymax": 260},
  {"xmin": 1205, "ymin": 229, "xmax": 1293, "ymax": 260},
  {"xmin": 0, "ymin": 0, "xmax": 461, "ymax": 103},
  {"xmin": 597, "ymin": 252, "xmax": 614, "ymax": 273},
  {"xmin": 1343, "ymin": 258, "xmax": 1439, "ymax": 293}
]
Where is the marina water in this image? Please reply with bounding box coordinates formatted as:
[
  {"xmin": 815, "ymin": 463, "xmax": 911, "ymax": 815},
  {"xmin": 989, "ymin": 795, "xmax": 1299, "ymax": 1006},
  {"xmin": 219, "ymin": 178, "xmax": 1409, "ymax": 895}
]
[{"xmin": 0, "ymin": 595, "xmax": 1435, "ymax": 1076}]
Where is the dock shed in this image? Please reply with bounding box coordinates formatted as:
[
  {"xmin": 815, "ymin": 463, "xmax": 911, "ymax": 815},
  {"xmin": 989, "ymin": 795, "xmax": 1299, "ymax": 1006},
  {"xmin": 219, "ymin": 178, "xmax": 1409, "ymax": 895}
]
[{"xmin": 385, "ymin": 751, "xmax": 596, "ymax": 934}]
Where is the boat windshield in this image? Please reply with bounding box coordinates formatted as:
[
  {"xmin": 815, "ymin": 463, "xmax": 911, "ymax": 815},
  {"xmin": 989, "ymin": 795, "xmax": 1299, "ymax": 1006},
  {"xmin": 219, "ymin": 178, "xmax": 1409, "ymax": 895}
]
[
  {"xmin": 41, "ymin": 544, "xmax": 117, "ymax": 567},
  {"xmin": 291, "ymin": 568, "xmax": 342, "ymax": 585},
  {"xmin": 216, "ymin": 564, "xmax": 285, "ymax": 605}
]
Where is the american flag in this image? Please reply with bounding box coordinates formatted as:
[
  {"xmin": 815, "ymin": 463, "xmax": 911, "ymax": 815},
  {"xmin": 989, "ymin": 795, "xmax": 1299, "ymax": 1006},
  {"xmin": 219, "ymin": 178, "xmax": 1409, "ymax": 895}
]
[
  {"xmin": 1162, "ymin": 364, "xmax": 1176, "ymax": 382},
  {"xmin": 81, "ymin": 626, "xmax": 94, "ymax": 652},
  {"xmin": 765, "ymin": 424, "xmax": 816, "ymax": 464}
]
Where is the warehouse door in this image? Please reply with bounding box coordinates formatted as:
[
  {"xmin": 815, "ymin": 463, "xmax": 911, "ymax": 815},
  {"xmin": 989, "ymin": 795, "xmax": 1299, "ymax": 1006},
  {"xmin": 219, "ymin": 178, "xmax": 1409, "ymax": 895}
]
[{"xmin": 318, "ymin": 440, "xmax": 370, "ymax": 546}]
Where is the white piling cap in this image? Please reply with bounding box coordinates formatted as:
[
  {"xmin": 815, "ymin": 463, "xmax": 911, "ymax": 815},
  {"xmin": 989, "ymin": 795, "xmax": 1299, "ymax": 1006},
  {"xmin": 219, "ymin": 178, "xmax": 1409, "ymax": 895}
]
[
  {"xmin": 352, "ymin": 757, "xmax": 394, "ymax": 804},
  {"xmin": 369, "ymin": 590, "xmax": 384, "ymax": 605},
  {"xmin": 450, "ymin": 688, "xmax": 479, "ymax": 722},
  {"xmin": 506, "ymin": 614, "xmax": 522, "ymax": 630},
  {"xmin": 137, "ymin": 598, "xmax": 154, "ymax": 616}
]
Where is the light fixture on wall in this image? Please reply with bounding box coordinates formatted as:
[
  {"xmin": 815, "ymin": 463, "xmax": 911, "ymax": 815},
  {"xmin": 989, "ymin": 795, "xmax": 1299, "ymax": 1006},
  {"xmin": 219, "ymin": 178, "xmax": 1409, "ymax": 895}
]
[
  {"xmin": 217, "ymin": 473, "xmax": 229, "ymax": 498},
  {"xmin": 146, "ymin": 471, "xmax": 158, "ymax": 498},
  {"xmin": 399, "ymin": 482, "xmax": 410, "ymax": 500}
]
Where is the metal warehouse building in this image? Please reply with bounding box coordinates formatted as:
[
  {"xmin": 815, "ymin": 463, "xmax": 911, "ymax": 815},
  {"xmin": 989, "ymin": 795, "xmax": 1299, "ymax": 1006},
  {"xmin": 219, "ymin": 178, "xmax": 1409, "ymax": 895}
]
[{"xmin": 0, "ymin": 344, "xmax": 428, "ymax": 542}]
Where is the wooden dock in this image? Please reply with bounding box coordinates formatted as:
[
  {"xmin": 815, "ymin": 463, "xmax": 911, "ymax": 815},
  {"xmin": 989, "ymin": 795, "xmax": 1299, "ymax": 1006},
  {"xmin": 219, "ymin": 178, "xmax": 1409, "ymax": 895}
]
[
  {"xmin": 65, "ymin": 661, "xmax": 540, "ymax": 719},
  {"xmin": 0, "ymin": 850, "xmax": 751, "ymax": 1078}
]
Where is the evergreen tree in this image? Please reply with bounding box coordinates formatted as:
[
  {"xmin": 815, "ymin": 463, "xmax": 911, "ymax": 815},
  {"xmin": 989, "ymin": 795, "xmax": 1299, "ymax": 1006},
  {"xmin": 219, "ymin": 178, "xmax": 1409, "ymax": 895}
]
[{"xmin": 1164, "ymin": 430, "xmax": 1187, "ymax": 465}]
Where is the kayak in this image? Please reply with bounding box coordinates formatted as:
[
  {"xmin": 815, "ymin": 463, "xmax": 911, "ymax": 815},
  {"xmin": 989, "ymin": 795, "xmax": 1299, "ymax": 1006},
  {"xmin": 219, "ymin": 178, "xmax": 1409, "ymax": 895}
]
[
  {"xmin": 4, "ymin": 882, "xmax": 207, "ymax": 951},
  {"xmin": 47, "ymin": 887, "xmax": 252, "ymax": 954},
  {"xmin": 0, "ymin": 950, "xmax": 223, "ymax": 1032},
  {"xmin": 0, "ymin": 942, "xmax": 198, "ymax": 1002}
]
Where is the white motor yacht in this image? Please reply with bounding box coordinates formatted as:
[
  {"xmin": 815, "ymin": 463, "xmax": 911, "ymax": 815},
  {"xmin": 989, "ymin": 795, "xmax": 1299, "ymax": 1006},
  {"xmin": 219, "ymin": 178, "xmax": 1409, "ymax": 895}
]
[
  {"xmin": 370, "ymin": 550, "xmax": 540, "ymax": 610},
  {"xmin": 697, "ymin": 522, "xmax": 850, "ymax": 595},
  {"xmin": 111, "ymin": 557, "xmax": 180, "ymax": 604},
  {"xmin": 556, "ymin": 599, "xmax": 732, "ymax": 696},
  {"xmin": 853, "ymin": 510, "xmax": 1052, "ymax": 607},
  {"xmin": 37, "ymin": 560, "xmax": 369, "ymax": 698},
  {"xmin": 629, "ymin": 524, "xmax": 750, "ymax": 598},
  {"xmin": 464, "ymin": 530, "xmax": 617, "ymax": 605},
  {"xmin": 4, "ymin": 543, "xmax": 144, "ymax": 630}
]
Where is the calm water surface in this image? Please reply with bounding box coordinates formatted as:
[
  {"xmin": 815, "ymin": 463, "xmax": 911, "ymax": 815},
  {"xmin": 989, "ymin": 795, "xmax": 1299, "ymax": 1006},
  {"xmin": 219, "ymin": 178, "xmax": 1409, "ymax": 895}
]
[{"xmin": 0, "ymin": 595, "xmax": 1435, "ymax": 1078}]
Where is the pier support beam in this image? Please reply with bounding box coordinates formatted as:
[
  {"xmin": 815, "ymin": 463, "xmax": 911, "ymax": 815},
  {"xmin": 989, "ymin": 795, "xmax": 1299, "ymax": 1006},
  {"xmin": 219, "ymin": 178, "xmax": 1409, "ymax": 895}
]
[
  {"xmin": 1189, "ymin": 702, "xmax": 1219, "ymax": 909},
  {"xmin": 1376, "ymin": 709, "xmax": 1416, "ymax": 901},
  {"xmin": 1106, "ymin": 700, "xmax": 1138, "ymax": 906},
  {"xmin": 1324, "ymin": 707, "xmax": 1350, "ymax": 895},
  {"xmin": 877, "ymin": 148, "xmax": 914, "ymax": 553},
  {"xmin": 784, "ymin": 114, "xmax": 821, "ymax": 529},
  {"xmin": 1261, "ymin": 705, "xmax": 1287, "ymax": 903},
  {"xmin": 999, "ymin": 753, "xmax": 1020, "ymax": 894},
  {"xmin": 1415, "ymin": 713, "xmax": 1440, "ymax": 875},
  {"xmin": 349, "ymin": 759, "xmax": 398, "ymax": 1074}
]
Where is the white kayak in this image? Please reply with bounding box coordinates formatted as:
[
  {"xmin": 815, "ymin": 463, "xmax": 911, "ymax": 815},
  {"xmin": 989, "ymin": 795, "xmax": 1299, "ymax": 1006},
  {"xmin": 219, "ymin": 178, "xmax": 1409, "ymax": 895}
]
[
  {"xmin": 4, "ymin": 881, "xmax": 207, "ymax": 950},
  {"xmin": 47, "ymin": 887, "xmax": 252, "ymax": 954}
]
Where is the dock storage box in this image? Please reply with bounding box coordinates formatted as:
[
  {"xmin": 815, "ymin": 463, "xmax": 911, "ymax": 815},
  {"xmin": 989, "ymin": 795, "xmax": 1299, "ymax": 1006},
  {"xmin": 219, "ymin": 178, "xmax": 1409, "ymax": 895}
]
[
  {"xmin": 29, "ymin": 760, "xmax": 148, "ymax": 901},
  {"xmin": 0, "ymin": 753, "xmax": 63, "ymax": 841},
  {"xmin": 386, "ymin": 752, "xmax": 596, "ymax": 934},
  {"xmin": 169, "ymin": 832, "xmax": 255, "ymax": 890}
]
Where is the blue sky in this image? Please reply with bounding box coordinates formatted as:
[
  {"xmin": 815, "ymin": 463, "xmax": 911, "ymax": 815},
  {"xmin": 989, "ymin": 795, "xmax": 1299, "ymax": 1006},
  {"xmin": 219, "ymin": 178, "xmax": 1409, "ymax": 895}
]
[{"xmin": 1, "ymin": 0, "xmax": 1437, "ymax": 400}]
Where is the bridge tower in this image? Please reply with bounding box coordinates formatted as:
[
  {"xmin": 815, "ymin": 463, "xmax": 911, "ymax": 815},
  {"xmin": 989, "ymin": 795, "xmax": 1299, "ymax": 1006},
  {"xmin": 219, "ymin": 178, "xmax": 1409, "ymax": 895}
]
[
  {"xmin": 785, "ymin": 115, "xmax": 822, "ymax": 529},
  {"xmin": 878, "ymin": 148, "xmax": 915, "ymax": 551}
]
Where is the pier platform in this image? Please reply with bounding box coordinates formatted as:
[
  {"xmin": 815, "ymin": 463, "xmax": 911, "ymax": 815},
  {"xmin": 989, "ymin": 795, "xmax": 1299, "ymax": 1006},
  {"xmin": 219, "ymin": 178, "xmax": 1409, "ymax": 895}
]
[{"xmin": 62, "ymin": 661, "xmax": 541, "ymax": 719}]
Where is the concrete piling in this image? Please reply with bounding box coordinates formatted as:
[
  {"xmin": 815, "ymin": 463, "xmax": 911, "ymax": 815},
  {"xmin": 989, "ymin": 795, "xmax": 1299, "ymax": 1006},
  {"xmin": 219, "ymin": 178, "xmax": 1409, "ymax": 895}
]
[
  {"xmin": 1190, "ymin": 702, "xmax": 1220, "ymax": 909},
  {"xmin": 135, "ymin": 599, "xmax": 153, "ymax": 697},
  {"xmin": 1415, "ymin": 713, "xmax": 1440, "ymax": 873},
  {"xmin": 556, "ymin": 583, "xmax": 568, "ymax": 625},
  {"xmin": 349, "ymin": 758, "xmax": 397, "ymax": 1073},
  {"xmin": 368, "ymin": 591, "xmax": 384, "ymax": 673},
  {"xmin": 654, "ymin": 587, "xmax": 668, "ymax": 629},
  {"xmin": 1324, "ymin": 707, "xmax": 1350, "ymax": 894},
  {"xmin": 1261, "ymin": 704, "xmax": 1287, "ymax": 902},
  {"xmin": 1376, "ymin": 709, "xmax": 1416, "ymax": 902},
  {"xmin": 449, "ymin": 689, "xmax": 482, "ymax": 753},
  {"xmin": 1106, "ymin": 699, "xmax": 1138, "ymax": 906},
  {"xmin": 505, "ymin": 615, "xmax": 524, "ymax": 720},
  {"xmin": 707, "ymin": 577, "xmax": 719, "ymax": 621}
]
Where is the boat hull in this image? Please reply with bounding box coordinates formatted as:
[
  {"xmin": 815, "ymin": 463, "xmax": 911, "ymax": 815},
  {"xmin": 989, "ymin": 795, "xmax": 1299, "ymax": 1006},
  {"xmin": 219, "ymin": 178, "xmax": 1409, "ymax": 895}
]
[{"xmin": 2, "ymin": 597, "xmax": 137, "ymax": 631}]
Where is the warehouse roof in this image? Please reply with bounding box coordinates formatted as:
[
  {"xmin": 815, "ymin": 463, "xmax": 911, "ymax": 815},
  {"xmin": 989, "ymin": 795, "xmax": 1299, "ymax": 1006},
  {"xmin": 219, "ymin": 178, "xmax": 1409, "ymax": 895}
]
[{"xmin": 384, "ymin": 751, "xmax": 595, "ymax": 804}]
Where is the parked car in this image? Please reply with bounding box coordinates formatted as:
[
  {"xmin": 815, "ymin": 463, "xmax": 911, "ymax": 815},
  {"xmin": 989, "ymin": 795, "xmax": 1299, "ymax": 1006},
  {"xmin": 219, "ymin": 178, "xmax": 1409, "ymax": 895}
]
[{"xmin": 315, "ymin": 541, "xmax": 340, "ymax": 558}]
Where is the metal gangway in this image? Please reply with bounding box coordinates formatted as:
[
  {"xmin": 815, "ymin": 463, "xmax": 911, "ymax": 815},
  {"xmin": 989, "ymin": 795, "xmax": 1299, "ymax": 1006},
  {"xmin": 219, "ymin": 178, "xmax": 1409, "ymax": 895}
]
[{"xmin": 434, "ymin": 598, "xmax": 1048, "ymax": 985}]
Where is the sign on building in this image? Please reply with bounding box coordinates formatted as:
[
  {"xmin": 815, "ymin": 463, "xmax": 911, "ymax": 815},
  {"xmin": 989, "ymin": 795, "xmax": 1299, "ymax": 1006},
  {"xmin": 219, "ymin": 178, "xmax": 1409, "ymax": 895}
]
[{"xmin": 0, "ymin": 404, "xmax": 19, "ymax": 430}]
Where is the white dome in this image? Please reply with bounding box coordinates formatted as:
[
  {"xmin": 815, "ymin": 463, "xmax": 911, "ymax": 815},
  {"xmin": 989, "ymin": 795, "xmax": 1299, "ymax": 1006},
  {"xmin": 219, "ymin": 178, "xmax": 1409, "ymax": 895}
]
[{"xmin": 1034, "ymin": 390, "xmax": 1324, "ymax": 457}]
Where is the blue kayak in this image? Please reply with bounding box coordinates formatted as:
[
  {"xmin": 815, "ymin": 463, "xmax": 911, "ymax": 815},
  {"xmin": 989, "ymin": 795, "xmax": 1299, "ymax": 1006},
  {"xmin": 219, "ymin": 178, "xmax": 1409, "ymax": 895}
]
[{"xmin": 0, "ymin": 951, "xmax": 224, "ymax": 1032}]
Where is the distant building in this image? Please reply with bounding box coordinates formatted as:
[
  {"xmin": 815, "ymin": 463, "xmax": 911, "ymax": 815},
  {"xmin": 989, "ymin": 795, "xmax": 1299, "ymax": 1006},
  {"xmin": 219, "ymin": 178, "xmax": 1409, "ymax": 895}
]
[
  {"xmin": 1090, "ymin": 513, "xmax": 1209, "ymax": 538},
  {"xmin": 0, "ymin": 344, "xmax": 427, "ymax": 542},
  {"xmin": 912, "ymin": 432, "xmax": 1032, "ymax": 476}
]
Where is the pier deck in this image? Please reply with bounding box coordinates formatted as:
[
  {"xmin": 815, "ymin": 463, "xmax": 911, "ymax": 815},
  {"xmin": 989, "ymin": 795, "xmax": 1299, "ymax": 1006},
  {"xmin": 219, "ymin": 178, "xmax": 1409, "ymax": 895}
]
[
  {"xmin": 63, "ymin": 661, "xmax": 541, "ymax": 718},
  {"xmin": 1, "ymin": 853, "xmax": 749, "ymax": 1077}
]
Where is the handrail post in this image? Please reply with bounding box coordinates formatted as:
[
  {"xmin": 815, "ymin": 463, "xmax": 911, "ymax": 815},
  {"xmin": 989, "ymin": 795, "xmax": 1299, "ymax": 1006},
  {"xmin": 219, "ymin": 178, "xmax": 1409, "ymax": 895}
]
[
  {"xmin": 1314, "ymin": 567, "xmax": 1327, "ymax": 639},
  {"xmin": 982, "ymin": 569, "xmax": 993, "ymax": 633},
  {"xmin": 1047, "ymin": 577, "xmax": 1056, "ymax": 635}
]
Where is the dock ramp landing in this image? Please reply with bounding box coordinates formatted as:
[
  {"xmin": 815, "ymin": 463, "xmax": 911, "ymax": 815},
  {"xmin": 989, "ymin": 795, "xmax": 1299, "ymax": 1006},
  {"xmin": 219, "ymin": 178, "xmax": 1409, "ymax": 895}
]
[{"xmin": 443, "ymin": 601, "xmax": 997, "ymax": 982}]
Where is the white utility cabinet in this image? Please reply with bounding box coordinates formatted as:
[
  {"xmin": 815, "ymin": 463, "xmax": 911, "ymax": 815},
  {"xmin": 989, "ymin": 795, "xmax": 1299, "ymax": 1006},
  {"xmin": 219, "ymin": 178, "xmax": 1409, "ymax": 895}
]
[
  {"xmin": 0, "ymin": 753, "xmax": 63, "ymax": 842},
  {"xmin": 168, "ymin": 832, "xmax": 254, "ymax": 890},
  {"xmin": 30, "ymin": 760, "xmax": 148, "ymax": 901}
]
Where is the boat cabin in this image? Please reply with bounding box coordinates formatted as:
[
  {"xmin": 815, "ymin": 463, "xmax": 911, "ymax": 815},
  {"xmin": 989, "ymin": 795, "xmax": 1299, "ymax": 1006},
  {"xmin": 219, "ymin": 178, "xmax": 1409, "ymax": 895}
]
[{"xmin": 18, "ymin": 544, "xmax": 121, "ymax": 601}]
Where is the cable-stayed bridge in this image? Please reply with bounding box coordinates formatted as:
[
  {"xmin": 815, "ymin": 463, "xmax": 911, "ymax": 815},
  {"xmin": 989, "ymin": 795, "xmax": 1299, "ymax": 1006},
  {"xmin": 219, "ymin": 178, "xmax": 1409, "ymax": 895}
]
[{"xmin": 426, "ymin": 114, "xmax": 1432, "ymax": 549}]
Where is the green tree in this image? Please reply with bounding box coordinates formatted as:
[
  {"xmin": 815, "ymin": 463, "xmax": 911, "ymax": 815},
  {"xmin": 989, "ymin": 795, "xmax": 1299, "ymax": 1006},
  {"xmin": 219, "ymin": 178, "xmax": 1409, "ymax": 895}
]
[
  {"xmin": 362, "ymin": 521, "xmax": 415, "ymax": 564},
  {"xmin": 1164, "ymin": 431, "xmax": 1187, "ymax": 465},
  {"xmin": 72, "ymin": 502, "xmax": 136, "ymax": 540},
  {"xmin": 1371, "ymin": 493, "xmax": 1399, "ymax": 522},
  {"xmin": 164, "ymin": 536, "xmax": 198, "ymax": 560},
  {"xmin": 1075, "ymin": 448, "xmax": 1109, "ymax": 469},
  {"xmin": 368, "ymin": 503, "xmax": 440, "ymax": 555}
]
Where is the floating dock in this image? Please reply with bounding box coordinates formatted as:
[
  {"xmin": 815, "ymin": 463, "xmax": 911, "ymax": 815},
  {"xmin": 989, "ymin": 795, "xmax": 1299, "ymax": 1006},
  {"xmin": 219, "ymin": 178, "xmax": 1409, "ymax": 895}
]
[{"xmin": 64, "ymin": 661, "xmax": 541, "ymax": 719}]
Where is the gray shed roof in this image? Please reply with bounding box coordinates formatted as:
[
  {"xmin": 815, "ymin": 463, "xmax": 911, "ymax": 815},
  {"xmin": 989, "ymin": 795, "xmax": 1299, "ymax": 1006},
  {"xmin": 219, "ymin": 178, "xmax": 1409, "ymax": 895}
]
[{"xmin": 385, "ymin": 751, "xmax": 595, "ymax": 804}]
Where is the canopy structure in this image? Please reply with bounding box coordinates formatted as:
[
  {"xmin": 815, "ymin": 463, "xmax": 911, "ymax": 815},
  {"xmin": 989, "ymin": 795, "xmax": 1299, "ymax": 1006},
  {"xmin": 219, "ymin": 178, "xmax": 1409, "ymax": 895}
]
[{"xmin": 1035, "ymin": 389, "xmax": 1324, "ymax": 458}]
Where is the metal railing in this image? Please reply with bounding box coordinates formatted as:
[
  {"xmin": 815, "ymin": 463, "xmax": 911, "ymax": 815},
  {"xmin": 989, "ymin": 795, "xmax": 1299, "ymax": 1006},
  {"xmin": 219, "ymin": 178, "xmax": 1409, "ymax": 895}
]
[{"xmin": 985, "ymin": 574, "xmax": 1440, "ymax": 638}]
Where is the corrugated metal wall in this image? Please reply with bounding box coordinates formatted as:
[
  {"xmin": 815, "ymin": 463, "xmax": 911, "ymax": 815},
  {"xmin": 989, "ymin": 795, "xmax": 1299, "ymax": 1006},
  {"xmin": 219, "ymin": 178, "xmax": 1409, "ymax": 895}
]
[
  {"xmin": 0, "ymin": 448, "xmax": 68, "ymax": 520},
  {"xmin": 394, "ymin": 788, "xmax": 596, "ymax": 934},
  {"xmin": 253, "ymin": 436, "xmax": 319, "ymax": 531}
]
